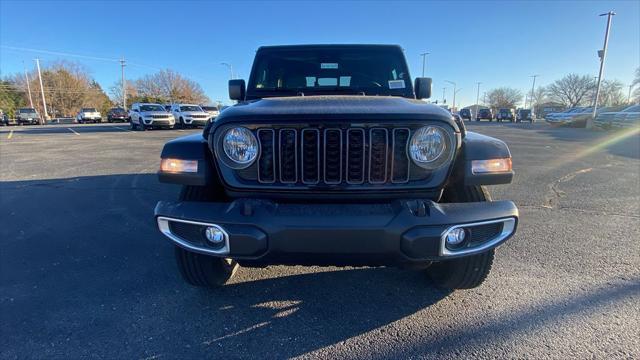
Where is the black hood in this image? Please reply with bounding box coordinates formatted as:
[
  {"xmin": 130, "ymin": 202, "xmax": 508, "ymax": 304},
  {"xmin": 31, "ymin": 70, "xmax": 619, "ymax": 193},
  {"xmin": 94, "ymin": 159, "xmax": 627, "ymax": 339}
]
[{"xmin": 212, "ymin": 96, "xmax": 458, "ymax": 131}]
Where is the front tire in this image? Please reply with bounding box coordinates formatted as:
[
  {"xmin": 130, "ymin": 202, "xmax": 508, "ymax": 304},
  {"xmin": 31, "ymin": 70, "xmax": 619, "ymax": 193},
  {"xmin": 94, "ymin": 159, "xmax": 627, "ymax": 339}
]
[
  {"xmin": 174, "ymin": 247, "xmax": 238, "ymax": 287},
  {"xmin": 174, "ymin": 185, "xmax": 238, "ymax": 287},
  {"xmin": 427, "ymin": 185, "xmax": 495, "ymax": 289}
]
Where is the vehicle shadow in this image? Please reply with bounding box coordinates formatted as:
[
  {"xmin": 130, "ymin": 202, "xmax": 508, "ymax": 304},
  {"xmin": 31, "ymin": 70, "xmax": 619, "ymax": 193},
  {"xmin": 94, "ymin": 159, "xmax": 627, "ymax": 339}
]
[{"xmin": 0, "ymin": 174, "xmax": 450, "ymax": 359}]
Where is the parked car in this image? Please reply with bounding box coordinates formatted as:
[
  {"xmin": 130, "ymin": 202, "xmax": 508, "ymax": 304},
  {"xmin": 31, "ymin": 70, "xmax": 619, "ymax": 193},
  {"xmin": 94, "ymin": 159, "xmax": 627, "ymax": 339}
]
[
  {"xmin": 154, "ymin": 44, "xmax": 518, "ymax": 290},
  {"xmin": 476, "ymin": 108, "xmax": 493, "ymax": 121},
  {"xmin": 129, "ymin": 103, "xmax": 175, "ymax": 130},
  {"xmin": 201, "ymin": 105, "xmax": 220, "ymax": 120},
  {"xmin": 459, "ymin": 108, "xmax": 472, "ymax": 121},
  {"xmin": 596, "ymin": 104, "xmax": 640, "ymax": 129},
  {"xmin": 545, "ymin": 107, "xmax": 582, "ymax": 122},
  {"xmin": 516, "ymin": 109, "xmax": 533, "ymax": 122},
  {"xmin": 76, "ymin": 108, "xmax": 102, "ymax": 123},
  {"xmin": 107, "ymin": 108, "xmax": 129, "ymax": 123},
  {"xmin": 0, "ymin": 109, "xmax": 13, "ymax": 126},
  {"xmin": 15, "ymin": 107, "xmax": 41, "ymax": 125},
  {"xmin": 496, "ymin": 108, "xmax": 515, "ymax": 122},
  {"xmin": 170, "ymin": 104, "xmax": 210, "ymax": 128}
]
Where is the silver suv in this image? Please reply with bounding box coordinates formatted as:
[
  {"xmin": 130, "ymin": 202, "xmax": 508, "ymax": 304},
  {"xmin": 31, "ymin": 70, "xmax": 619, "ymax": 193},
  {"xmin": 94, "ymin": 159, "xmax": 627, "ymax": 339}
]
[
  {"xmin": 129, "ymin": 103, "xmax": 175, "ymax": 130},
  {"xmin": 170, "ymin": 104, "xmax": 210, "ymax": 128}
]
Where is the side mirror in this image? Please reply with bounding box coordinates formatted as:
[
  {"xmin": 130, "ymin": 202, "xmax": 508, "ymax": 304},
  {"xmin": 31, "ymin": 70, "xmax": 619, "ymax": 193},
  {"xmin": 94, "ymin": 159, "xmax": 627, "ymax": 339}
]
[
  {"xmin": 229, "ymin": 79, "xmax": 246, "ymax": 101},
  {"xmin": 414, "ymin": 77, "xmax": 432, "ymax": 99}
]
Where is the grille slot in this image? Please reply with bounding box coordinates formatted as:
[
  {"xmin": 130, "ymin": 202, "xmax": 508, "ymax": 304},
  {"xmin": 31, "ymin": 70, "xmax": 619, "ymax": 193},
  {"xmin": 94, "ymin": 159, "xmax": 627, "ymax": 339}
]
[
  {"xmin": 279, "ymin": 129, "xmax": 298, "ymax": 183},
  {"xmin": 250, "ymin": 125, "xmax": 423, "ymax": 187},
  {"xmin": 257, "ymin": 129, "xmax": 275, "ymax": 183},
  {"xmin": 301, "ymin": 129, "xmax": 320, "ymax": 184},
  {"xmin": 324, "ymin": 129, "xmax": 342, "ymax": 184},
  {"xmin": 391, "ymin": 128, "xmax": 410, "ymax": 183},
  {"xmin": 369, "ymin": 128, "xmax": 388, "ymax": 183},
  {"xmin": 347, "ymin": 129, "xmax": 366, "ymax": 184}
]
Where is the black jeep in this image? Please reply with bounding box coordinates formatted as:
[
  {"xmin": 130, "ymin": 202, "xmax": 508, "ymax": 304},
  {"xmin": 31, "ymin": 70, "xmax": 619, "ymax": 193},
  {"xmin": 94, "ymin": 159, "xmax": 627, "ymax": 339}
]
[{"xmin": 154, "ymin": 44, "xmax": 518, "ymax": 290}]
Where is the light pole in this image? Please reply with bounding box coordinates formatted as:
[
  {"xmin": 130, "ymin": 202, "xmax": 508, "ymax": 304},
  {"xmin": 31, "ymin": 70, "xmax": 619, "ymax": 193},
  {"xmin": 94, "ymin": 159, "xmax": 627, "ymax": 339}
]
[
  {"xmin": 445, "ymin": 80, "xmax": 457, "ymax": 111},
  {"xmin": 628, "ymin": 84, "xmax": 633, "ymax": 104},
  {"xmin": 588, "ymin": 11, "xmax": 615, "ymax": 129},
  {"xmin": 529, "ymin": 74, "xmax": 539, "ymax": 116},
  {"xmin": 475, "ymin": 82, "xmax": 481, "ymax": 119},
  {"xmin": 23, "ymin": 61, "xmax": 34, "ymax": 108},
  {"xmin": 419, "ymin": 52, "xmax": 430, "ymax": 77},
  {"xmin": 220, "ymin": 62, "xmax": 234, "ymax": 80},
  {"xmin": 120, "ymin": 57, "xmax": 127, "ymax": 110},
  {"xmin": 35, "ymin": 58, "xmax": 48, "ymax": 123},
  {"xmin": 442, "ymin": 87, "xmax": 447, "ymax": 104}
]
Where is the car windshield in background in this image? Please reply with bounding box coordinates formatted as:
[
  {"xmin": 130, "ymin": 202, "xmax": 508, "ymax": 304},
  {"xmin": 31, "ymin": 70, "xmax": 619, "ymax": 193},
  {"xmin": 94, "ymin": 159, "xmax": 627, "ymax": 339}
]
[
  {"xmin": 140, "ymin": 105, "xmax": 165, "ymax": 112},
  {"xmin": 201, "ymin": 106, "xmax": 218, "ymax": 111},
  {"xmin": 19, "ymin": 108, "xmax": 36, "ymax": 113},
  {"xmin": 249, "ymin": 47, "xmax": 412, "ymax": 97},
  {"xmin": 180, "ymin": 106, "xmax": 202, "ymax": 112},
  {"xmin": 82, "ymin": 108, "xmax": 97, "ymax": 112}
]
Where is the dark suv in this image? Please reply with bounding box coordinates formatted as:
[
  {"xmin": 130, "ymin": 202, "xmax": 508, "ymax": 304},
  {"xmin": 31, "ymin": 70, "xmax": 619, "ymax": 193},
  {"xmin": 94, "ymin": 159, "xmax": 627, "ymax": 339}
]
[
  {"xmin": 459, "ymin": 108, "xmax": 472, "ymax": 120},
  {"xmin": 476, "ymin": 108, "xmax": 493, "ymax": 121},
  {"xmin": 496, "ymin": 108, "xmax": 515, "ymax": 122},
  {"xmin": 155, "ymin": 44, "xmax": 518, "ymax": 290},
  {"xmin": 107, "ymin": 108, "xmax": 128, "ymax": 123}
]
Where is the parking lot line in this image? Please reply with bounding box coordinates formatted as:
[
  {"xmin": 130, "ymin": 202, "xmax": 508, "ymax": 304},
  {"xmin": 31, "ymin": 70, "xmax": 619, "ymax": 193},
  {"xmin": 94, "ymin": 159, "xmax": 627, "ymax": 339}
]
[
  {"xmin": 67, "ymin": 128, "xmax": 80, "ymax": 136},
  {"xmin": 114, "ymin": 126, "xmax": 132, "ymax": 132},
  {"xmin": 7, "ymin": 130, "xmax": 13, "ymax": 139}
]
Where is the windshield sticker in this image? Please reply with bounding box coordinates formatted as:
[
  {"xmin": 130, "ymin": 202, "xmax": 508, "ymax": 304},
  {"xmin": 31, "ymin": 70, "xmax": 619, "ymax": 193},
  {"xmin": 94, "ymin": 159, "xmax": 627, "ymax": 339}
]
[
  {"xmin": 321, "ymin": 63, "xmax": 339, "ymax": 69},
  {"xmin": 388, "ymin": 80, "xmax": 405, "ymax": 89}
]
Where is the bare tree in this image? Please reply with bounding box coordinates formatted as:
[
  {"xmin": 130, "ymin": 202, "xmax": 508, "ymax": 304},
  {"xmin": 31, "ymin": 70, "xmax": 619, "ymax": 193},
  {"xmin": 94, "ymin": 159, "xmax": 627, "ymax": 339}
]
[
  {"xmin": 531, "ymin": 86, "xmax": 548, "ymax": 108},
  {"xmin": 632, "ymin": 67, "xmax": 640, "ymax": 104},
  {"xmin": 135, "ymin": 69, "xmax": 209, "ymax": 104},
  {"xmin": 598, "ymin": 80, "xmax": 626, "ymax": 107},
  {"xmin": 547, "ymin": 74, "xmax": 595, "ymax": 107},
  {"xmin": 486, "ymin": 87, "xmax": 523, "ymax": 110},
  {"xmin": 109, "ymin": 79, "xmax": 138, "ymax": 107}
]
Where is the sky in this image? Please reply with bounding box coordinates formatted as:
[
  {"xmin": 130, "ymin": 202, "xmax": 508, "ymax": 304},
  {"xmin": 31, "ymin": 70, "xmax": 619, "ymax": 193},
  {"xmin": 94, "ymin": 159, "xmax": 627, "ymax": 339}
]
[{"xmin": 1, "ymin": 0, "xmax": 638, "ymax": 107}]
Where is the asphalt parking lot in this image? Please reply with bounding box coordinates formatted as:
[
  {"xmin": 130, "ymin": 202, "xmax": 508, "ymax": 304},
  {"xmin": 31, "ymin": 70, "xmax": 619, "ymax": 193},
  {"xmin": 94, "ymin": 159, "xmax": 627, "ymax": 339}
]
[{"xmin": 1, "ymin": 122, "xmax": 639, "ymax": 359}]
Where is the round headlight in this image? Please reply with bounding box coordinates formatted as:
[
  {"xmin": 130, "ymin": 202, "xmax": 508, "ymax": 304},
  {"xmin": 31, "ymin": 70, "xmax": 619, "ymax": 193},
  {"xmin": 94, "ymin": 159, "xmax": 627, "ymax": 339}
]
[
  {"xmin": 223, "ymin": 127, "xmax": 258, "ymax": 166},
  {"xmin": 409, "ymin": 126, "xmax": 448, "ymax": 168}
]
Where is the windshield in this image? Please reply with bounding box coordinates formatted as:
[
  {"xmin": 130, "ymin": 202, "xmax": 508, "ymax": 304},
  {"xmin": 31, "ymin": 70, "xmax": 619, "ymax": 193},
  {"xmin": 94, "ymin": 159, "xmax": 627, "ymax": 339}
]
[
  {"xmin": 623, "ymin": 105, "xmax": 640, "ymax": 112},
  {"xmin": 179, "ymin": 105, "xmax": 203, "ymax": 112},
  {"xmin": 82, "ymin": 108, "xmax": 97, "ymax": 112},
  {"xmin": 248, "ymin": 47, "xmax": 413, "ymax": 98},
  {"xmin": 140, "ymin": 104, "xmax": 165, "ymax": 112},
  {"xmin": 110, "ymin": 108, "xmax": 126, "ymax": 113},
  {"xmin": 201, "ymin": 106, "xmax": 218, "ymax": 111},
  {"xmin": 19, "ymin": 108, "xmax": 37, "ymax": 113}
]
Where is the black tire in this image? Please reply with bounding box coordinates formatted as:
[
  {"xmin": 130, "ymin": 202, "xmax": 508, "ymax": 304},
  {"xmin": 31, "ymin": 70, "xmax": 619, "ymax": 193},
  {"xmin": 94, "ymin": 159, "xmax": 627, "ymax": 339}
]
[
  {"xmin": 129, "ymin": 118, "xmax": 136, "ymax": 130},
  {"xmin": 139, "ymin": 120, "xmax": 146, "ymax": 131},
  {"xmin": 174, "ymin": 185, "xmax": 238, "ymax": 287},
  {"xmin": 427, "ymin": 185, "xmax": 495, "ymax": 289},
  {"xmin": 179, "ymin": 117, "xmax": 185, "ymax": 129}
]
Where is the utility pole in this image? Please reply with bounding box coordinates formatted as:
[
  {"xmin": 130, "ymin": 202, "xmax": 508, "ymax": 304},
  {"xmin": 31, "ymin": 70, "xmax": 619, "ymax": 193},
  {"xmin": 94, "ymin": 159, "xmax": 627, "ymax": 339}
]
[
  {"xmin": 221, "ymin": 62, "xmax": 234, "ymax": 80},
  {"xmin": 23, "ymin": 61, "xmax": 34, "ymax": 108},
  {"xmin": 529, "ymin": 74, "xmax": 539, "ymax": 115},
  {"xmin": 475, "ymin": 82, "xmax": 481, "ymax": 119},
  {"xmin": 483, "ymin": 92, "xmax": 487, "ymax": 105},
  {"xmin": 35, "ymin": 58, "xmax": 48, "ymax": 123},
  {"xmin": 120, "ymin": 57, "xmax": 127, "ymax": 110},
  {"xmin": 445, "ymin": 80, "xmax": 457, "ymax": 111},
  {"xmin": 419, "ymin": 52, "xmax": 429, "ymax": 77},
  {"xmin": 589, "ymin": 11, "xmax": 615, "ymax": 129}
]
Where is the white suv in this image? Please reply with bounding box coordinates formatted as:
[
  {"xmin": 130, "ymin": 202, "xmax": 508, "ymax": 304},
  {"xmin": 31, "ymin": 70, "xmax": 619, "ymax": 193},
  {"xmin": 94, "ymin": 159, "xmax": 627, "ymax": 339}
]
[
  {"xmin": 76, "ymin": 108, "xmax": 102, "ymax": 123},
  {"xmin": 170, "ymin": 104, "xmax": 210, "ymax": 128},
  {"xmin": 200, "ymin": 105, "xmax": 220, "ymax": 120},
  {"xmin": 129, "ymin": 103, "xmax": 175, "ymax": 130}
]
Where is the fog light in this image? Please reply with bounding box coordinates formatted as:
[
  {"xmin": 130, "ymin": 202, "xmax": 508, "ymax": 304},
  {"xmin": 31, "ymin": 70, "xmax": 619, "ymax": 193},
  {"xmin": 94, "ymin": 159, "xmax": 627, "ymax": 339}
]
[
  {"xmin": 205, "ymin": 226, "xmax": 225, "ymax": 244},
  {"xmin": 445, "ymin": 228, "xmax": 466, "ymax": 246}
]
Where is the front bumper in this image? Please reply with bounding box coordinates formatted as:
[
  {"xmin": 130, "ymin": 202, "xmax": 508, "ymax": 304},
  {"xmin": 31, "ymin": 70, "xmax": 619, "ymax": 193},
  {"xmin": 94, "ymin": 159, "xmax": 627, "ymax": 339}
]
[
  {"xmin": 154, "ymin": 199, "xmax": 518, "ymax": 266},
  {"xmin": 184, "ymin": 118, "xmax": 209, "ymax": 126}
]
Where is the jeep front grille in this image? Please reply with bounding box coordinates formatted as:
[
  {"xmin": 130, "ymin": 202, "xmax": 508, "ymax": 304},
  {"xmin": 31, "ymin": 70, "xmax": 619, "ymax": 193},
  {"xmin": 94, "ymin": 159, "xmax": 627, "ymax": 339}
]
[{"xmin": 255, "ymin": 126, "xmax": 412, "ymax": 185}]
